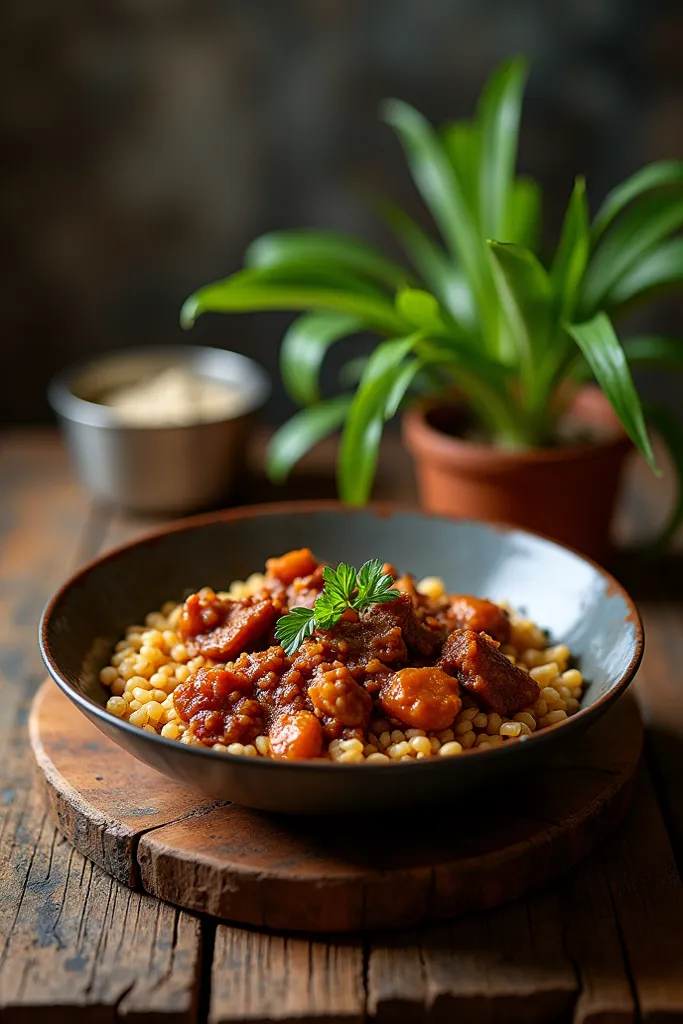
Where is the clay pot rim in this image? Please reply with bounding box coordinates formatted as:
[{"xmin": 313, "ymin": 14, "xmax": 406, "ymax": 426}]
[{"xmin": 402, "ymin": 396, "xmax": 633, "ymax": 473}]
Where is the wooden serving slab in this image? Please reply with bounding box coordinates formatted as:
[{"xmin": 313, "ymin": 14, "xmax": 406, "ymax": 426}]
[{"xmin": 30, "ymin": 679, "xmax": 642, "ymax": 933}]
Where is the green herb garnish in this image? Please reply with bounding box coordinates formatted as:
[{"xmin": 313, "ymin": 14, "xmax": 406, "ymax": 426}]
[{"xmin": 274, "ymin": 558, "xmax": 401, "ymax": 656}]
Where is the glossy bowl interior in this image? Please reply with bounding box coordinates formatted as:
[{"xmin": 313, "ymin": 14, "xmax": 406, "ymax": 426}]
[{"xmin": 39, "ymin": 505, "xmax": 643, "ymax": 814}]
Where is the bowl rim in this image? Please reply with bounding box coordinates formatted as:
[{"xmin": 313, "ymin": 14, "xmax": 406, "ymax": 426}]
[
  {"xmin": 39, "ymin": 501, "xmax": 644, "ymax": 775},
  {"xmin": 47, "ymin": 344, "xmax": 271, "ymax": 431}
]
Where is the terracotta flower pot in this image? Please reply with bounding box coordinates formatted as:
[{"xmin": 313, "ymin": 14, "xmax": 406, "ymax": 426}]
[{"xmin": 402, "ymin": 387, "xmax": 633, "ymax": 562}]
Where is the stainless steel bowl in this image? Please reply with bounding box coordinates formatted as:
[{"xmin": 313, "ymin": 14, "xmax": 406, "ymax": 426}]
[{"xmin": 48, "ymin": 345, "xmax": 271, "ymax": 514}]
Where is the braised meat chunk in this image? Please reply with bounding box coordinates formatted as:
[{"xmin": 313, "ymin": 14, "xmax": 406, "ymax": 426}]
[
  {"xmin": 439, "ymin": 629, "xmax": 539, "ymax": 716},
  {"xmin": 362, "ymin": 595, "xmax": 446, "ymax": 661},
  {"xmin": 173, "ymin": 665, "xmax": 264, "ymax": 745},
  {"xmin": 447, "ymin": 596, "xmax": 510, "ymax": 644},
  {"xmin": 185, "ymin": 595, "xmax": 279, "ymax": 660},
  {"xmin": 177, "ymin": 587, "xmax": 229, "ymax": 638},
  {"xmin": 319, "ymin": 609, "xmax": 408, "ymax": 674}
]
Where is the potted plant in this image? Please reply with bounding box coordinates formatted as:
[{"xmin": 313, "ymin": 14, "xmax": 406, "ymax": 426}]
[{"xmin": 181, "ymin": 57, "xmax": 683, "ymax": 559}]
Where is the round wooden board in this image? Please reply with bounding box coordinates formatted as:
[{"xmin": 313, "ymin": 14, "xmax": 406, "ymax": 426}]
[{"xmin": 31, "ymin": 680, "xmax": 642, "ymax": 933}]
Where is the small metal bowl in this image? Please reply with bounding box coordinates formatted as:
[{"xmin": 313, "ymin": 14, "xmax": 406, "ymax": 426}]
[{"xmin": 48, "ymin": 345, "xmax": 271, "ymax": 514}]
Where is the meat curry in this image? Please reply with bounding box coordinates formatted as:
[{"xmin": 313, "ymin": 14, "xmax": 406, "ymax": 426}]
[{"xmin": 171, "ymin": 548, "xmax": 542, "ymax": 760}]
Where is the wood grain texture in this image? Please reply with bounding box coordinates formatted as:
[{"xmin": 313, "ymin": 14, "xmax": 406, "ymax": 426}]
[
  {"xmin": 0, "ymin": 431, "xmax": 202, "ymax": 1021},
  {"xmin": 602, "ymin": 764, "xmax": 683, "ymax": 1021},
  {"xmin": 30, "ymin": 682, "xmax": 221, "ymax": 887},
  {"xmin": 368, "ymin": 895, "xmax": 579, "ymax": 1024},
  {"xmin": 4, "ymin": 428, "xmax": 683, "ymax": 1023},
  {"xmin": 366, "ymin": 848, "xmax": 638, "ymax": 1024},
  {"xmin": 209, "ymin": 928, "xmax": 365, "ymax": 1024},
  {"xmin": 32, "ymin": 678, "xmax": 642, "ymax": 933}
]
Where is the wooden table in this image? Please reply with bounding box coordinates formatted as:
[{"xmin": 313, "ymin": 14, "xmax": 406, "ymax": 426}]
[{"xmin": 1, "ymin": 427, "xmax": 683, "ymax": 1023}]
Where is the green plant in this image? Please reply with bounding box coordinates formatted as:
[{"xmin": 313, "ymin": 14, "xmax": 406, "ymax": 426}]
[{"xmin": 181, "ymin": 57, "xmax": 683, "ymax": 543}]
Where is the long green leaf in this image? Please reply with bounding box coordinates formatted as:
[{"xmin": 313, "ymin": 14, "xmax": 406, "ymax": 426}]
[
  {"xmin": 488, "ymin": 241, "xmax": 553, "ymax": 380},
  {"xmin": 357, "ymin": 333, "xmax": 423, "ymax": 387},
  {"xmin": 550, "ymin": 177, "xmax": 589, "ymax": 320},
  {"xmin": 377, "ymin": 197, "xmax": 475, "ymax": 328},
  {"xmin": 380, "ymin": 99, "xmax": 494, "ymax": 333},
  {"xmin": 279, "ymin": 312, "xmax": 363, "ymax": 407},
  {"xmin": 566, "ymin": 313, "xmax": 658, "ymax": 470},
  {"xmin": 643, "ymin": 402, "xmax": 683, "ymax": 549},
  {"xmin": 606, "ymin": 236, "xmax": 683, "ymax": 310},
  {"xmin": 591, "ymin": 160, "xmax": 683, "ymax": 242},
  {"xmin": 504, "ymin": 176, "xmax": 542, "ymax": 248},
  {"xmin": 245, "ymin": 229, "xmax": 412, "ymax": 290},
  {"xmin": 180, "ymin": 278, "xmax": 407, "ymax": 334},
  {"xmin": 476, "ymin": 57, "xmax": 528, "ymax": 238},
  {"xmin": 441, "ymin": 120, "xmax": 481, "ymax": 220},
  {"xmin": 572, "ymin": 334, "xmax": 683, "ymax": 380},
  {"xmin": 337, "ymin": 355, "xmax": 423, "ymax": 505},
  {"xmin": 266, "ymin": 394, "xmax": 352, "ymax": 484},
  {"xmin": 581, "ymin": 193, "xmax": 683, "ymax": 315},
  {"xmin": 199, "ymin": 262, "xmax": 385, "ymax": 298}
]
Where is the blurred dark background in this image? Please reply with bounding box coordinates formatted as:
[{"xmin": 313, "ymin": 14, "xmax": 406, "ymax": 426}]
[{"xmin": 2, "ymin": 0, "xmax": 682, "ymax": 426}]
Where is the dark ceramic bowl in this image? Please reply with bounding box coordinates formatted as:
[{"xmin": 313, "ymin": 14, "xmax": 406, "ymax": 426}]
[{"xmin": 39, "ymin": 504, "xmax": 643, "ymax": 814}]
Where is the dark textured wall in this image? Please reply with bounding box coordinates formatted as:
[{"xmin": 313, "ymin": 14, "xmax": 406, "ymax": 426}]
[{"xmin": 2, "ymin": 0, "xmax": 682, "ymax": 424}]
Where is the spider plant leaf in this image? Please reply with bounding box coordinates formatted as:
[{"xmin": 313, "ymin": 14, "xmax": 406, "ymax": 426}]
[
  {"xmin": 550, "ymin": 176, "xmax": 590, "ymax": 320},
  {"xmin": 642, "ymin": 401, "xmax": 683, "ymax": 549},
  {"xmin": 581, "ymin": 193, "xmax": 683, "ymax": 314},
  {"xmin": 376, "ymin": 197, "xmax": 475, "ymax": 328},
  {"xmin": 358, "ymin": 333, "xmax": 423, "ymax": 385},
  {"xmin": 487, "ymin": 241, "xmax": 553, "ymax": 374},
  {"xmin": 337, "ymin": 349, "xmax": 424, "ymax": 505},
  {"xmin": 180, "ymin": 276, "xmax": 408, "ymax": 334},
  {"xmin": 504, "ymin": 176, "xmax": 542, "ymax": 248},
  {"xmin": 280, "ymin": 312, "xmax": 364, "ymax": 407},
  {"xmin": 395, "ymin": 288, "xmax": 448, "ymax": 333},
  {"xmin": 417, "ymin": 336, "xmax": 510, "ymax": 390},
  {"xmin": 591, "ymin": 160, "xmax": 683, "ymax": 242},
  {"xmin": 571, "ymin": 334, "xmax": 683, "ymax": 380},
  {"xmin": 380, "ymin": 99, "xmax": 494, "ymax": 329},
  {"xmin": 441, "ymin": 120, "xmax": 481, "ymax": 219},
  {"xmin": 566, "ymin": 312, "xmax": 658, "ymax": 471},
  {"xmin": 266, "ymin": 394, "xmax": 353, "ymax": 484},
  {"xmin": 606, "ymin": 236, "xmax": 683, "ymax": 310},
  {"xmin": 245, "ymin": 229, "xmax": 413, "ymax": 290},
  {"xmin": 207, "ymin": 263, "xmax": 386, "ymax": 298},
  {"xmin": 476, "ymin": 56, "xmax": 528, "ymax": 238}
]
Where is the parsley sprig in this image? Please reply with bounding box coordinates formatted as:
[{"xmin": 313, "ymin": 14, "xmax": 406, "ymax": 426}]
[{"xmin": 274, "ymin": 558, "xmax": 401, "ymax": 656}]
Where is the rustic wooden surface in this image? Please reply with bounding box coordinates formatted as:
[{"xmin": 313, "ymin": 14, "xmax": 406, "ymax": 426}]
[
  {"xmin": 31, "ymin": 680, "xmax": 643, "ymax": 933},
  {"xmin": 1, "ymin": 427, "xmax": 683, "ymax": 1022}
]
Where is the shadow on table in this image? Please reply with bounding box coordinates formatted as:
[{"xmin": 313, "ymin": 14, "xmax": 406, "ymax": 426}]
[
  {"xmin": 643, "ymin": 724, "xmax": 683, "ymax": 872},
  {"xmin": 610, "ymin": 547, "xmax": 683, "ymax": 603}
]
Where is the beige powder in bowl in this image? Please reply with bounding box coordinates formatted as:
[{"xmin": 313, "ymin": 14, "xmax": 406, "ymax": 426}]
[{"xmin": 104, "ymin": 366, "xmax": 248, "ymax": 427}]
